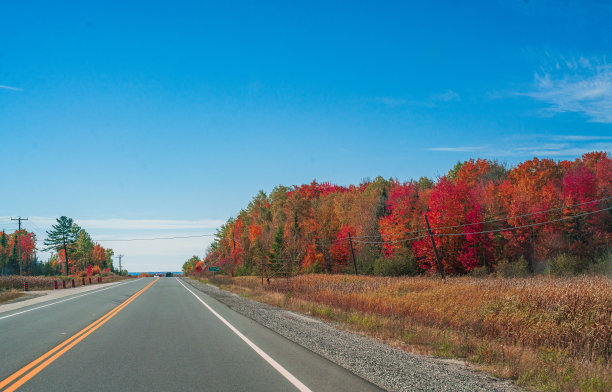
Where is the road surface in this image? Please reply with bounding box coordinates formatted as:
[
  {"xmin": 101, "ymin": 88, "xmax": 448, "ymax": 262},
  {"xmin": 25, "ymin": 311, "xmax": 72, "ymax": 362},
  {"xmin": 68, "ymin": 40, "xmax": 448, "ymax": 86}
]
[{"xmin": 0, "ymin": 277, "xmax": 381, "ymax": 392}]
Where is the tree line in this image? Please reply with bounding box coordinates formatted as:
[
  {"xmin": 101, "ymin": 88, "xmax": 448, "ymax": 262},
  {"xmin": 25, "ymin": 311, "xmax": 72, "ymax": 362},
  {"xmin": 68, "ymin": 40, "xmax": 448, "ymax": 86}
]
[
  {"xmin": 187, "ymin": 152, "xmax": 611, "ymax": 277},
  {"xmin": 0, "ymin": 216, "xmax": 119, "ymax": 276}
]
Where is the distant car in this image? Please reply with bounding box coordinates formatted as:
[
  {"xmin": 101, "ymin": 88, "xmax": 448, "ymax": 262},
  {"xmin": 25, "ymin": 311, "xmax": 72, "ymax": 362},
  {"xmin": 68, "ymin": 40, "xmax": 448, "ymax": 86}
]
[{"xmin": 154, "ymin": 274, "xmax": 160, "ymax": 277}]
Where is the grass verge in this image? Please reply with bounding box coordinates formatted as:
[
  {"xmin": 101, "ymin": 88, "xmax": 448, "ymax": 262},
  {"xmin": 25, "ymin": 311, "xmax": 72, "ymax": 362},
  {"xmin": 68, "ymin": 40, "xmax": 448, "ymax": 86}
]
[
  {"xmin": 200, "ymin": 274, "xmax": 611, "ymax": 392},
  {"xmin": 0, "ymin": 289, "xmax": 25, "ymax": 304}
]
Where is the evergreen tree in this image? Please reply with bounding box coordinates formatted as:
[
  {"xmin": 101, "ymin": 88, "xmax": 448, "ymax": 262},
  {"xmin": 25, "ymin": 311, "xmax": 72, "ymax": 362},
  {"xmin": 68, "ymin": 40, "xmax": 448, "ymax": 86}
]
[
  {"xmin": 43, "ymin": 216, "xmax": 81, "ymax": 276},
  {"xmin": 268, "ymin": 226, "xmax": 285, "ymax": 275},
  {"xmin": 0, "ymin": 231, "xmax": 7, "ymax": 274},
  {"xmin": 7, "ymin": 239, "xmax": 20, "ymax": 274}
]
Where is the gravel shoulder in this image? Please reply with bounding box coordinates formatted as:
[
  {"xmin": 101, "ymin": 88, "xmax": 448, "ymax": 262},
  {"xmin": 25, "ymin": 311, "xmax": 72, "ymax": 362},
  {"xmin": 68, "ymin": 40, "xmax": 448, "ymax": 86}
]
[{"xmin": 183, "ymin": 277, "xmax": 522, "ymax": 392}]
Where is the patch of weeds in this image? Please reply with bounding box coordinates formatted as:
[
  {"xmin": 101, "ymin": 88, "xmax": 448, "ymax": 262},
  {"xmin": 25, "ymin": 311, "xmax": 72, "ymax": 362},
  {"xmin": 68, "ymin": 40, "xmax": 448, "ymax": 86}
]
[
  {"xmin": 580, "ymin": 376, "xmax": 606, "ymax": 392},
  {"xmin": 283, "ymin": 291, "xmax": 292, "ymax": 307},
  {"xmin": 348, "ymin": 312, "xmax": 362, "ymax": 326},
  {"xmin": 402, "ymin": 330, "xmax": 417, "ymax": 344},
  {"xmin": 433, "ymin": 334, "xmax": 455, "ymax": 358},
  {"xmin": 310, "ymin": 305, "xmax": 336, "ymax": 320}
]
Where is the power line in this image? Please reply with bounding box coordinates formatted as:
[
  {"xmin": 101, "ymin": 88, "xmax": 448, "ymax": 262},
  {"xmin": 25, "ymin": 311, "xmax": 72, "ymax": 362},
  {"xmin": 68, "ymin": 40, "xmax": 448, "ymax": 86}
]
[
  {"xmin": 99, "ymin": 234, "xmax": 217, "ymax": 242},
  {"xmin": 8, "ymin": 195, "xmax": 611, "ymax": 251},
  {"xmin": 434, "ymin": 196, "xmax": 612, "ymax": 233},
  {"xmin": 307, "ymin": 197, "xmax": 612, "ymax": 246},
  {"xmin": 351, "ymin": 234, "xmax": 428, "ymax": 245},
  {"xmin": 437, "ymin": 206, "xmax": 611, "ymax": 237},
  {"xmin": 349, "ymin": 206, "xmax": 611, "ymax": 244},
  {"xmin": 350, "ymin": 195, "xmax": 612, "ymax": 239}
]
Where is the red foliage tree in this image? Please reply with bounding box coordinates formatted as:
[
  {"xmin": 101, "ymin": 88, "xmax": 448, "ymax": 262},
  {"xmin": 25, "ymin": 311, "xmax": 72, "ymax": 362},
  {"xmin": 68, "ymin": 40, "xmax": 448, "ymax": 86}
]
[{"xmin": 330, "ymin": 226, "xmax": 355, "ymax": 271}]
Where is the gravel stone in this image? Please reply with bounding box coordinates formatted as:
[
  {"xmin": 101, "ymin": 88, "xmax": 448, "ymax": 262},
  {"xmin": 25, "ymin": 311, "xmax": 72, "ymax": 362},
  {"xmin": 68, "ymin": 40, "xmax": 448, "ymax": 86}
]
[{"xmin": 183, "ymin": 277, "xmax": 522, "ymax": 392}]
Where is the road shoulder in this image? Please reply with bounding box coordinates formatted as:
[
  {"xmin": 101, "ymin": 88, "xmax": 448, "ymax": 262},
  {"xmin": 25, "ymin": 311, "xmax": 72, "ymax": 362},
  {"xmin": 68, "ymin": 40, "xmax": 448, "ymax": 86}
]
[{"xmin": 182, "ymin": 277, "xmax": 521, "ymax": 392}]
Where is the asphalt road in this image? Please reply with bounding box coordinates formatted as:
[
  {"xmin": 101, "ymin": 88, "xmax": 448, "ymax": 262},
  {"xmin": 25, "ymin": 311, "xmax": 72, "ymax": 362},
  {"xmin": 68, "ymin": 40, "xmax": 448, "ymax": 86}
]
[{"xmin": 0, "ymin": 277, "xmax": 382, "ymax": 392}]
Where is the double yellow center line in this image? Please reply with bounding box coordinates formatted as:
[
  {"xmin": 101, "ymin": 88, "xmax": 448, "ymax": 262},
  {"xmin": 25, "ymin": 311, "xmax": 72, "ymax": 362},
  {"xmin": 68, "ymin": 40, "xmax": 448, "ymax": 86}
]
[{"xmin": 0, "ymin": 277, "xmax": 158, "ymax": 392}]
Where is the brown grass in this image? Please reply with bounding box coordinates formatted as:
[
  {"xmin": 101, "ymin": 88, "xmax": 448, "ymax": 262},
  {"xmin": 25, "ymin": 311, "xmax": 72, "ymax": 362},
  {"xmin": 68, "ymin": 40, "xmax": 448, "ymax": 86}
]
[
  {"xmin": 207, "ymin": 274, "xmax": 611, "ymax": 392},
  {"xmin": 0, "ymin": 290, "xmax": 25, "ymax": 304}
]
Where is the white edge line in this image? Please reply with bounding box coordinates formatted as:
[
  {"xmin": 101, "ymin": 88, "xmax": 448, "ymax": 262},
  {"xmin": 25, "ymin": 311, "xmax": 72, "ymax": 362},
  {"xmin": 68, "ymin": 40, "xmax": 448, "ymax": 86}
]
[
  {"xmin": 175, "ymin": 277, "xmax": 313, "ymax": 392},
  {"xmin": 0, "ymin": 280, "xmax": 136, "ymax": 321}
]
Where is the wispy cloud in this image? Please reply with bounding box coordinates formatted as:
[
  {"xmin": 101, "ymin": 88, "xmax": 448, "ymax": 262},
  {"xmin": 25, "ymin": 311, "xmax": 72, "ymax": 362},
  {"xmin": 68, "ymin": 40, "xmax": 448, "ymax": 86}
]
[
  {"xmin": 553, "ymin": 135, "xmax": 612, "ymax": 142},
  {"xmin": 427, "ymin": 135, "xmax": 612, "ymax": 157},
  {"xmin": 23, "ymin": 217, "xmax": 224, "ymax": 231},
  {"xmin": 374, "ymin": 90, "xmax": 460, "ymax": 108},
  {"xmin": 76, "ymin": 218, "xmax": 224, "ymax": 230},
  {"xmin": 515, "ymin": 143, "xmax": 612, "ymax": 157},
  {"xmin": 428, "ymin": 146, "xmax": 483, "ymax": 152},
  {"xmin": 374, "ymin": 96, "xmax": 408, "ymax": 107},
  {"xmin": 523, "ymin": 57, "xmax": 612, "ymax": 123},
  {"xmin": 431, "ymin": 90, "xmax": 460, "ymax": 102},
  {"xmin": 0, "ymin": 84, "xmax": 22, "ymax": 91}
]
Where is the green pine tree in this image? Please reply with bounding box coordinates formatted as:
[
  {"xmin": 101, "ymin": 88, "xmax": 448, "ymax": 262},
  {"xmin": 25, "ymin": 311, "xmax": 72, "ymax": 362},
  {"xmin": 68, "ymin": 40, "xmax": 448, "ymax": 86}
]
[
  {"xmin": 0, "ymin": 231, "xmax": 7, "ymax": 274},
  {"xmin": 269, "ymin": 226, "xmax": 285, "ymax": 276},
  {"xmin": 43, "ymin": 216, "xmax": 81, "ymax": 276}
]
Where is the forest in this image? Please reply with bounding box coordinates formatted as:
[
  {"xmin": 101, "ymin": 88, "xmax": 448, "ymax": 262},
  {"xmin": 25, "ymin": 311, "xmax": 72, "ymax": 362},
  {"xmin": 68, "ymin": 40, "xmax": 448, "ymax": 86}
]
[{"xmin": 187, "ymin": 152, "xmax": 612, "ymax": 277}]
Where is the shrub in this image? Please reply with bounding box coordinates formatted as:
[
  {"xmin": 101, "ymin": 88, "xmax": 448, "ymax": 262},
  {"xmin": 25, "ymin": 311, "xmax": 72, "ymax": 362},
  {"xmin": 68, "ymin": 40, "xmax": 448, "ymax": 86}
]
[
  {"xmin": 302, "ymin": 261, "xmax": 324, "ymax": 274},
  {"xmin": 469, "ymin": 265, "xmax": 489, "ymax": 277},
  {"xmin": 0, "ymin": 276, "xmax": 55, "ymax": 290},
  {"xmin": 495, "ymin": 256, "xmax": 529, "ymax": 278},
  {"xmin": 587, "ymin": 251, "xmax": 612, "ymax": 276},
  {"xmin": 373, "ymin": 253, "xmax": 419, "ymax": 276},
  {"xmin": 235, "ymin": 263, "xmax": 253, "ymax": 277},
  {"xmin": 546, "ymin": 253, "xmax": 586, "ymax": 276},
  {"xmin": 209, "ymin": 274, "xmax": 233, "ymax": 286},
  {"xmin": 91, "ymin": 266, "xmax": 102, "ymax": 275}
]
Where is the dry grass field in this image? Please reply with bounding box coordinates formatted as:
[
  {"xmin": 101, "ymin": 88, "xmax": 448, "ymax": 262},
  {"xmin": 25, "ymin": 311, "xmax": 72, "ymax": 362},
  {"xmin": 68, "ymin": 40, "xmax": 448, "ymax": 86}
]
[{"xmin": 206, "ymin": 274, "xmax": 611, "ymax": 392}]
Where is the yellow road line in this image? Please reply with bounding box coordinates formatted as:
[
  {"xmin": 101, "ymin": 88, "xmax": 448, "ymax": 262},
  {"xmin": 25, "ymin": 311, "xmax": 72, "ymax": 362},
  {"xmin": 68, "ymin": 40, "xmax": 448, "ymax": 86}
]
[{"xmin": 0, "ymin": 278, "xmax": 158, "ymax": 392}]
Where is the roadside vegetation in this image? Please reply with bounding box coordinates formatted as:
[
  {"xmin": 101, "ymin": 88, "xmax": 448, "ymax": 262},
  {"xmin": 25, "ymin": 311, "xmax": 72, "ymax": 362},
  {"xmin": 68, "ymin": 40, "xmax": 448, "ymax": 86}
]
[
  {"xmin": 1, "ymin": 216, "xmax": 126, "ymax": 277},
  {"xmin": 198, "ymin": 273, "xmax": 611, "ymax": 392},
  {"xmin": 0, "ymin": 272, "xmax": 128, "ymax": 291},
  {"xmin": 0, "ymin": 289, "xmax": 24, "ymax": 303},
  {"xmin": 0, "ymin": 216, "xmax": 129, "ymax": 301},
  {"xmin": 0, "ymin": 273, "xmax": 132, "ymax": 304}
]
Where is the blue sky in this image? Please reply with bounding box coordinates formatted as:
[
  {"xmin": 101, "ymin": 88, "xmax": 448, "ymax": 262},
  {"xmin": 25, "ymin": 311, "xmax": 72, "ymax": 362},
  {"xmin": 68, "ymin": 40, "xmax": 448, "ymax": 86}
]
[{"xmin": 1, "ymin": 1, "xmax": 611, "ymax": 271}]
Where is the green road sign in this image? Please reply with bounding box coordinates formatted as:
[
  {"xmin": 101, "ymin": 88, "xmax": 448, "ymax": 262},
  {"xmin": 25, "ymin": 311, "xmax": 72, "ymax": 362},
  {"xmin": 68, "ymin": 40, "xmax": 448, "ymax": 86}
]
[{"xmin": 208, "ymin": 266, "xmax": 220, "ymax": 272}]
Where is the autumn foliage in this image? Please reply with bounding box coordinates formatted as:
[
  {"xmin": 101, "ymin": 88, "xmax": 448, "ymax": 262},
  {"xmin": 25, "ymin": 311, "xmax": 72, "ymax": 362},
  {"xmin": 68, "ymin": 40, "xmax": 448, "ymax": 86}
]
[
  {"xmin": 0, "ymin": 230, "xmax": 37, "ymax": 275},
  {"xmin": 199, "ymin": 153, "xmax": 611, "ymax": 277},
  {"xmin": 0, "ymin": 222, "xmax": 118, "ymax": 277}
]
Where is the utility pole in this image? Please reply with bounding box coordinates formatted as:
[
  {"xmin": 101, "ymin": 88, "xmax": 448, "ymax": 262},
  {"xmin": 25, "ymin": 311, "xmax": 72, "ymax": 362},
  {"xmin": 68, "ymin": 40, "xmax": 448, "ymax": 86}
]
[
  {"xmin": 424, "ymin": 215, "xmax": 445, "ymax": 280},
  {"xmin": 348, "ymin": 231, "xmax": 358, "ymax": 274},
  {"xmin": 11, "ymin": 217, "xmax": 28, "ymax": 276},
  {"xmin": 232, "ymin": 230, "xmax": 236, "ymax": 274},
  {"xmin": 117, "ymin": 254, "xmax": 124, "ymax": 276}
]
